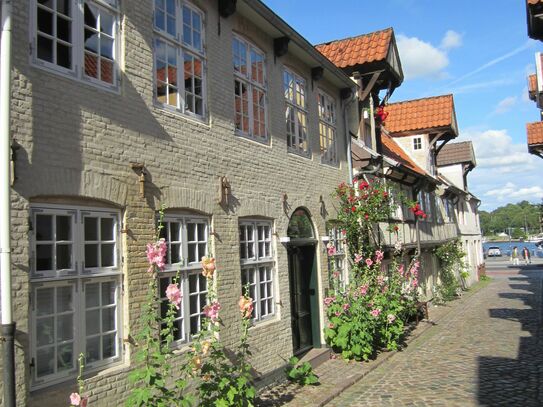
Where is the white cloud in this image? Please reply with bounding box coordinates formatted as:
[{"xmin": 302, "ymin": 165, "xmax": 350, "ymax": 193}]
[
  {"xmin": 440, "ymin": 30, "xmax": 462, "ymax": 50},
  {"xmin": 397, "ymin": 35, "xmax": 449, "ymax": 80},
  {"xmin": 493, "ymin": 96, "xmax": 518, "ymax": 114},
  {"xmin": 485, "ymin": 183, "xmax": 543, "ymax": 200}
]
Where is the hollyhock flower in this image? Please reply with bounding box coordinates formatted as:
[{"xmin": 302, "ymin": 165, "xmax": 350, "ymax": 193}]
[
  {"xmin": 359, "ymin": 284, "xmax": 369, "ymax": 296},
  {"xmin": 387, "ymin": 314, "xmax": 396, "ymax": 324},
  {"xmin": 238, "ymin": 296, "xmax": 254, "ymax": 319},
  {"xmin": 201, "ymin": 340, "xmax": 211, "ymax": 356},
  {"xmin": 146, "ymin": 238, "xmax": 167, "ymax": 272},
  {"xmin": 365, "ymin": 258, "xmax": 373, "ymax": 267},
  {"xmin": 370, "ymin": 308, "xmax": 382, "ymax": 318},
  {"xmin": 375, "ymin": 250, "xmax": 384, "ymax": 263},
  {"xmin": 354, "ymin": 253, "xmax": 363, "ymax": 263},
  {"xmin": 70, "ymin": 393, "xmax": 81, "ymax": 406},
  {"xmin": 201, "ymin": 256, "xmax": 216, "ymax": 279},
  {"xmin": 397, "ymin": 264, "xmax": 405, "ymax": 276},
  {"xmin": 323, "ymin": 296, "xmax": 335, "ymax": 306},
  {"xmin": 203, "ymin": 301, "xmax": 221, "ymax": 322},
  {"xmin": 327, "ymin": 244, "xmax": 337, "ymax": 256},
  {"xmin": 165, "ymin": 283, "xmax": 182, "ymax": 309},
  {"xmin": 343, "ymin": 303, "xmax": 350, "ymax": 312},
  {"xmin": 412, "ymin": 278, "xmax": 419, "ymax": 288},
  {"xmin": 192, "ymin": 355, "xmax": 202, "ymax": 371}
]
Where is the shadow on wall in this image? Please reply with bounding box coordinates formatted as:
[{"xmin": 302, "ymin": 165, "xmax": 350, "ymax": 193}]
[{"xmin": 477, "ymin": 271, "xmax": 543, "ymax": 406}]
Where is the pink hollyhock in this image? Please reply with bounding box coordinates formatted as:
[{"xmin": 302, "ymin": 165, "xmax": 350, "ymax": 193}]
[
  {"xmin": 146, "ymin": 238, "xmax": 167, "ymax": 272},
  {"xmin": 359, "ymin": 284, "xmax": 369, "ymax": 296},
  {"xmin": 370, "ymin": 308, "xmax": 382, "ymax": 318},
  {"xmin": 323, "ymin": 296, "xmax": 335, "ymax": 306},
  {"xmin": 165, "ymin": 283, "xmax": 182, "ymax": 309},
  {"xmin": 387, "ymin": 314, "xmax": 396, "ymax": 324},
  {"xmin": 70, "ymin": 393, "xmax": 81, "ymax": 406},
  {"xmin": 203, "ymin": 301, "xmax": 221, "ymax": 322},
  {"xmin": 365, "ymin": 258, "xmax": 373, "ymax": 267},
  {"xmin": 375, "ymin": 250, "xmax": 384, "ymax": 263},
  {"xmin": 412, "ymin": 278, "xmax": 419, "ymax": 288},
  {"xmin": 397, "ymin": 264, "xmax": 405, "ymax": 276},
  {"xmin": 327, "ymin": 243, "xmax": 337, "ymax": 256},
  {"xmin": 343, "ymin": 303, "xmax": 350, "ymax": 312},
  {"xmin": 201, "ymin": 256, "xmax": 216, "ymax": 279},
  {"xmin": 354, "ymin": 253, "xmax": 363, "ymax": 263},
  {"xmin": 238, "ymin": 296, "xmax": 254, "ymax": 319}
]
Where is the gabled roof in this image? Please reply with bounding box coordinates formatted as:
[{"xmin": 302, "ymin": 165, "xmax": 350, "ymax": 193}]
[
  {"xmin": 527, "ymin": 121, "xmax": 543, "ymax": 145},
  {"xmin": 315, "ymin": 28, "xmax": 403, "ymax": 88},
  {"xmin": 315, "ymin": 28, "xmax": 393, "ymax": 70},
  {"xmin": 436, "ymin": 141, "xmax": 476, "ymax": 167},
  {"xmin": 383, "ymin": 94, "xmax": 458, "ymax": 138},
  {"xmin": 381, "ymin": 132, "xmax": 427, "ymax": 176}
]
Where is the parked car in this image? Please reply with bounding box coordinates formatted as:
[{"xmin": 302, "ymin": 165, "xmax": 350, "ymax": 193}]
[{"xmin": 487, "ymin": 246, "xmax": 502, "ymax": 257}]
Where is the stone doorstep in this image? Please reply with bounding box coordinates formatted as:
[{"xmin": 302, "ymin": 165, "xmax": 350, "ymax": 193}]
[
  {"xmin": 298, "ymin": 347, "xmax": 332, "ymax": 370},
  {"xmin": 258, "ymin": 281, "xmax": 489, "ymax": 406}
]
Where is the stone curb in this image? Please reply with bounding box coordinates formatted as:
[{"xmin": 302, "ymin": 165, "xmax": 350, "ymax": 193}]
[{"xmin": 312, "ymin": 280, "xmax": 491, "ymax": 406}]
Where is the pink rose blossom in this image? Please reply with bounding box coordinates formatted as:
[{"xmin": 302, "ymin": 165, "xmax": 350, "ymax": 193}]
[
  {"xmin": 146, "ymin": 238, "xmax": 167, "ymax": 272},
  {"xmin": 354, "ymin": 253, "xmax": 363, "ymax": 263},
  {"xmin": 343, "ymin": 303, "xmax": 350, "ymax": 311},
  {"xmin": 359, "ymin": 284, "xmax": 369, "ymax": 296},
  {"xmin": 70, "ymin": 393, "xmax": 81, "ymax": 406},
  {"xmin": 323, "ymin": 296, "xmax": 335, "ymax": 306},
  {"xmin": 203, "ymin": 301, "xmax": 221, "ymax": 322},
  {"xmin": 335, "ymin": 311, "xmax": 342, "ymax": 317},
  {"xmin": 365, "ymin": 258, "xmax": 373, "ymax": 267},
  {"xmin": 370, "ymin": 308, "xmax": 382, "ymax": 318},
  {"xmin": 374, "ymin": 250, "xmax": 384, "ymax": 263},
  {"xmin": 387, "ymin": 314, "xmax": 396, "ymax": 324},
  {"xmin": 165, "ymin": 283, "xmax": 182, "ymax": 309}
]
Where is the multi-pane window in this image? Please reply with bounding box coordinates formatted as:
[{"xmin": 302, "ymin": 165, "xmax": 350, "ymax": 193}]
[
  {"xmin": 233, "ymin": 36, "xmax": 267, "ymax": 141},
  {"xmin": 284, "ymin": 69, "xmax": 309, "ymax": 155},
  {"xmin": 318, "ymin": 90, "xmax": 337, "ymax": 165},
  {"xmin": 158, "ymin": 214, "xmax": 210, "ymax": 344},
  {"xmin": 327, "ymin": 224, "xmax": 347, "ymax": 288},
  {"xmin": 239, "ymin": 221, "xmax": 275, "ymax": 322},
  {"xmin": 413, "ymin": 137, "xmax": 422, "ymax": 150},
  {"xmin": 30, "ymin": 205, "xmax": 121, "ymax": 389},
  {"xmin": 32, "ymin": 0, "xmax": 120, "ymax": 88},
  {"xmin": 154, "ymin": 1, "xmax": 206, "ymax": 117}
]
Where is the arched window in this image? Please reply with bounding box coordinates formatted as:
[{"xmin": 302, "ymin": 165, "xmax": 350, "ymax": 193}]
[{"xmin": 287, "ymin": 208, "xmax": 314, "ymax": 239}]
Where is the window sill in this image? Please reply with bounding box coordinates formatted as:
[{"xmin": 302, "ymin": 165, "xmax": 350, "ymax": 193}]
[
  {"xmin": 320, "ymin": 159, "xmax": 339, "ymax": 168},
  {"xmin": 234, "ymin": 131, "xmax": 271, "ymax": 147},
  {"xmin": 249, "ymin": 314, "xmax": 280, "ymax": 330},
  {"xmin": 287, "ymin": 149, "xmax": 312, "ymax": 160},
  {"xmin": 152, "ymin": 102, "xmax": 210, "ymax": 128}
]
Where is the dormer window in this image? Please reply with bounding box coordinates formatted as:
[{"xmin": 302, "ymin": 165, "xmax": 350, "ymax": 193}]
[{"xmin": 413, "ymin": 137, "xmax": 422, "ymax": 150}]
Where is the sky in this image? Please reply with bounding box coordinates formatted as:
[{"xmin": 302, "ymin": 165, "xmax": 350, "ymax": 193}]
[{"xmin": 264, "ymin": 0, "xmax": 543, "ymax": 211}]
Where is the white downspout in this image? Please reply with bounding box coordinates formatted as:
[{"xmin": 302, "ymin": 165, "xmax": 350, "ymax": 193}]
[{"xmin": 1, "ymin": 0, "xmax": 16, "ymax": 406}]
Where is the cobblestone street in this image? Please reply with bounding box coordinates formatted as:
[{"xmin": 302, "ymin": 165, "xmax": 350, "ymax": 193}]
[{"xmin": 327, "ymin": 265, "xmax": 543, "ymax": 406}]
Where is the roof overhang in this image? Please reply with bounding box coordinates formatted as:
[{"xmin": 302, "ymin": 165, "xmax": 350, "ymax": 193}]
[
  {"xmin": 529, "ymin": 142, "xmax": 543, "ymax": 158},
  {"xmin": 527, "ymin": 0, "xmax": 543, "ymax": 40},
  {"xmin": 238, "ymin": 1, "xmax": 356, "ymax": 90}
]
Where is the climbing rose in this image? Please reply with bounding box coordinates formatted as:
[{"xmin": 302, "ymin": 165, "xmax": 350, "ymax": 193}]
[
  {"xmin": 203, "ymin": 301, "xmax": 221, "ymax": 322},
  {"xmin": 375, "ymin": 250, "xmax": 384, "ymax": 263},
  {"xmin": 354, "ymin": 253, "xmax": 363, "ymax": 263},
  {"xmin": 387, "ymin": 314, "xmax": 396, "ymax": 324},
  {"xmin": 358, "ymin": 181, "xmax": 369, "ymax": 190},
  {"xmin": 165, "ymin": 283, "xmax": 182, "ymax": 309},
  {"xmin": 351, "ymin": 206, "xmax": 356, "ymax": 213},
  {"xmin": 370, "ymin": 308, "xmax": 382, "ymax": 318},
  {"xmin": 201, "ymin": 256, "xmax": 216, "ymax": 278},
  {"xmin": 70, "ymin": 393, "xmax": 81, "ymax": 406},
  {"xmin": 323, "ymin": 296, "xmax": 335, "ymax": 306},
  {"xmin": 146, "ymin": 238, "xmax": 167, "ymax": 272},
  {"xmin": 365, "ymin": 258, "xmax": 373, "ymax": 267},
  {"xmin": 238, "ymin": 296, "xmax": 254, "ymax": 319}
]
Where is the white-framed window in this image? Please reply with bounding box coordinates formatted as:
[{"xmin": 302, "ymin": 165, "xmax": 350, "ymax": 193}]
[
  {"xmin": 284, "ymin": 68, "xmax": 309, "ymax": 156},
  {"xmin": 154, "ymin": 1, "xmax": 206, "ymax": 118},
  {"xmin": 413, "ymin": 137, "xmax": 422, "ymax": 150},
  {"xmin": 233, "ymin": 35, "xmax": 267, "ymax": 142},
  {"xmin": 318, "ymin": 90, "xmax": 337, "ymax": 165},
  {"xmin": 418, "ymin": 191, "xmax": 433, "ymax": 222},
  {"xmin": 239, "ymin": 220, "xmax": 275, "ymax": 322},
  {"xmin": 157, "ymin": 214, "xmax": 210, "ymax": 344},
  {"xmin": 30, "ymin": 0, "xmax": 120, "ymax": 90},
  {"xmin": 29, "ymin": 205, "xmax": 122, "ymax": 389},
  {"xmin": 327, "ymin": 224, "xmax": 347, "ymax": 289}
]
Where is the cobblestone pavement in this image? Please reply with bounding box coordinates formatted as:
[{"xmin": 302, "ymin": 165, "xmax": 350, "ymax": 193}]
[{"xmin": 327, "ymin": 268, "xmax": 543, "ymax": 406}]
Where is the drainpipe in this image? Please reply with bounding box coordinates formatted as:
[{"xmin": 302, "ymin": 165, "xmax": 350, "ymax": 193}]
[
  {"xmin": 343, "ymin": 90, "xmax": 356, "ymax": 185},
  {"xmin": 1, "ymin": 1, "xmax": 16, "ymax": 406}
]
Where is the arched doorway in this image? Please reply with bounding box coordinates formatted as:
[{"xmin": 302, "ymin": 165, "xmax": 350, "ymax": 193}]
[{"xmin": 287, "ymin": 208, "xmax": 320, "ymax": 355}]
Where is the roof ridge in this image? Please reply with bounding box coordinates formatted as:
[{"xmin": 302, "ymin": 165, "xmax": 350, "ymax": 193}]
[
  {"xmin": 386, "ymin": 94, "xmax": 453, "ymax": 106},
  {"xmin": 315, "ymin": 27, "xmax": 393, "ymax": 48}
]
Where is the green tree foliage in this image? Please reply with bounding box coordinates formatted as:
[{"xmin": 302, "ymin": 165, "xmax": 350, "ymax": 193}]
[{"xmin": 480, "ymin": 201, "xmax": 541, "ymax": 236}]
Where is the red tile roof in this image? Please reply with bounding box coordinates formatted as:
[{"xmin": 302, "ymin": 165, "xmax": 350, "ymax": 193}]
[
  {"xmin": 528, "ymin": 0, "xmax": 543, "ymax": 5},
  {"xmin": 383, "ymin": 95, "xmax": 457, "ymax": 136},
  {"xmin": 527, "ymin": 121, "xmax": 543, "ymax": 145},
  {"xmin": 381, "ymin": 132, "xmax": 427, "ymax": 176},
  {"xmin": 315, "ymin": 28, "xmax": 393, "ymax": 70}
]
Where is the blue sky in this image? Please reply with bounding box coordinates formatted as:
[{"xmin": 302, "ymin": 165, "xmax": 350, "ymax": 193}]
[{"xmin": 264, "ymin": 0, "xmax": 543, "ymax": 211}]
